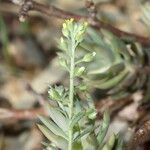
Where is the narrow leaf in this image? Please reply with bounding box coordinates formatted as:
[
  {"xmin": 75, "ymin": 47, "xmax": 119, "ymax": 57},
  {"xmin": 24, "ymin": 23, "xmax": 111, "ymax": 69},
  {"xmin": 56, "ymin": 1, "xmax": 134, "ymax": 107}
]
[
  {"xmin": 115, "ymin": 135, "xmax": 123, "ymax": 150},
  {"xmin": 74, "ymin": 67, "xmax": 85, "ymax": 77},
  {"xmin": 81, "ymin": 133, "xmax": 98, "ymax": 150},
  {"xmin": 97, "ymin": 111, "xmax": 110, "ymax": 147},
  {"xmin": 74, "ymin": 125, "xmax": 94, "ymax": 142},
  {"xmin": 37, "ymin": 125, "xmax": 68, "ymax": 150},
  {"xmin": 102, "ymin": 134, "xmax": 116, "ymax": 150},
  {"xmin": 70, "ymin": 111, "xmax": 85, "ymax": 128},
  {"xmin": 92, "ymin": 69, "xmax": 129, "ymax": 89},
  {"xmin": 47, "ymin": 105, "xmax": 69, "ymax": 132},
  {"xmin": 39, "ymin": 116, "xmax": 68, "ymax": 140}
]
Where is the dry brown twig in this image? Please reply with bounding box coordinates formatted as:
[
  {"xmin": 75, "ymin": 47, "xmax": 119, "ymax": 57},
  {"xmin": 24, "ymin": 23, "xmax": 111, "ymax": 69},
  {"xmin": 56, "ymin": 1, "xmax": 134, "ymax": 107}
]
[
  {"xmin": 10, "ymin": 0, "xmax": 150, "ymax": 47},
  {"xmin": 0, "ymin": 107, "xmax": 47, "ymax": 120},
  {"xmin": 0, "ymin": 96, "xmax": 132, "ymax": 121}
]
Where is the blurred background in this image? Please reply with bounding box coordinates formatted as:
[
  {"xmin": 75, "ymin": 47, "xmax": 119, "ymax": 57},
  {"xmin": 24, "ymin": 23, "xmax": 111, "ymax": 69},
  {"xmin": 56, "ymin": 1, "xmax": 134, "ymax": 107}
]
[{"xmin": 0, "ymin": 0, "xmax": 149, "ymax": 150}]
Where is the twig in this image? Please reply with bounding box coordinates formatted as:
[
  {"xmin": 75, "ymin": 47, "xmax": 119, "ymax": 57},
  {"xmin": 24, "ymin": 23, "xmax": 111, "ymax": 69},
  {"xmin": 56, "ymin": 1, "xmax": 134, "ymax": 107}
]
[
  {"xmin": 0, "ymin": 2, "xmax": 45, "ymax": 18},
  {"xmin": 0, "ymin": 107, "xmax": 47, "ymax": 120},
  {"xmin": 10, "ymin": 0, "xmax": 150, "ymax": 47},
  {"xmin": 17, "ymin": 0, "xmax": 84, "ymax": 22},
  {"xmin": 0, "ymin": 96, "xmax": 132, "ymax": 121}
]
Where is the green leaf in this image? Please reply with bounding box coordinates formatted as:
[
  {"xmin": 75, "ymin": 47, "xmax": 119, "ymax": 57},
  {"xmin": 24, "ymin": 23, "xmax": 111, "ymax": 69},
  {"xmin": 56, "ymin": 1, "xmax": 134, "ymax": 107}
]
[
  {"xmin": 97, "ymin": 111, "xmax": 110, "ymax": 147},
  {"xmin": 75, "ymin": 84, "xmax": 87, "ymax": 92},
  {"xmin": 141, "ymin": 2, "xmax": 150, "ymax": 26},
  {"xmin": 86, "ymin": 108, "xmax": 97, "ymax": 120},
  {"xmin": 114, "ymin": 135, "xmax": 123, "ymax": 150},
  {"xmin": 37, "ymin": 125, "xmax": 68, "ymax": 150},
  {"xmin": 0, "ymin": 16, "xmax": 8, "ymax": 49},
  {"xmin": 41, "ymin": 141, "xmax": 57, "ymax": 150},
  {"xmin": 81, "ymin": 133, "xmax": 98, "ymax": 150},
  {"xmin": 87, "ymin": 62, "xmax": 122, "ymax": 77},
  {"xmin": 74, "ymin": 125, "xmax": 94, "ymax": 141},
  {"xmin": 0, "ymin": 16, "xmax": 10, "ymax": 62},
  {"xmin": 102, "ymin": 134, "xmax": 116, "ymax": 150},
  {"xmin": 86, "ymin": 28, "xmax": 104, "ymax": 46},
  {"xmin": 59, "ymin": 58, "xmax": 68, "ymax": 70},
  {"xmin": 70, "ymin": 111, "xmax": 85, "ymax": 128},
  {"xmin": 72, "ymin": 141, "xmax": 83, "ymax": 150},
  {"xmin": 101, "ymin": 29, "xmax": 130, "ymax": 62},
  {"xmin": 48, "ymin": 85, "xmax": 67, "ymax": 102},
  {"xmin": 90, "ymin": 69, "xmax": 129, "ymax": 89},
  {"xmin": 115, "ymin": 140, "xmax": 123, "ymax": 150},
  {"xmin": 47, "ymin": 105, "xmax": 69, "ymax": 132},
  {"xmin": 74, "ymin": 67, "xmax": 85, "ymax": 77},
  {"xmin": 82, "ymin": 52, "xmax": 96, "ymax": 62},
  {"xmin": 59, "ymin": 37, "xmax": 68, "ymax": 51},
  {"xmin": 39, "ymin": 116, "xmax": 68, "ymax": 140},
  {"xmin": 48, "ymin": 87, "xmax": 61, "ymax": 101}
]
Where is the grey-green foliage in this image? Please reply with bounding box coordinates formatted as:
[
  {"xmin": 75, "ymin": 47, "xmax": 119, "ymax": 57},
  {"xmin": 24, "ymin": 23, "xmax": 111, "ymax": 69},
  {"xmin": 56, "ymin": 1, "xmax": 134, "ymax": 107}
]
[
  {"xmin": 0, "ymin": 16, "xmax": 10, "ymax": 62},
  {"xmin": 102, "ymin": 134, "xmax": 123, "ymax": 150},
  {"xmin": 141, "ymin": 2, "xmax": 150, "ymax": 26},
  {"xmin": 80, "ymin": 27, "xmax": 146, "ymax": 99},
  {"xmin": 0, "ymin": 16, "xmax": 8, "ymax": 48},
  {"xmin": 38, "ymin": 19, "xmax": 123, "ymax": 150}
]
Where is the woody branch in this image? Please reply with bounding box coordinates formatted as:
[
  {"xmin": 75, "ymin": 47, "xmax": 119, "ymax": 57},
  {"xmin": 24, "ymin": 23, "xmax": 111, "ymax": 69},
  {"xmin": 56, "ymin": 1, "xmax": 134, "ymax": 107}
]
[{"xmin": 10, "ymin": 0, "xmax": 150, "ymax": 47}]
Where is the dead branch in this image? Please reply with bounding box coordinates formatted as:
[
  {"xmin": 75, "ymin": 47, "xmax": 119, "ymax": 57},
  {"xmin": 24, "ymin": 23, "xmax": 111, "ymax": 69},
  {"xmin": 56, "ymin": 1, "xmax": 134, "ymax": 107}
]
[
  {"xmin": 0, "ymin": 107, "xmax": 47, "ymax": 120},
  {"xmin": 10, "ymin": 0, "xmax": 150, "ymax": 47}
]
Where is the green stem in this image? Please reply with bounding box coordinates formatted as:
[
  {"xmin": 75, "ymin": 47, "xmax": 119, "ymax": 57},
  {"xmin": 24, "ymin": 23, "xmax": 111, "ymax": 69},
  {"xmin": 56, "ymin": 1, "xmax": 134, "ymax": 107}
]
[{"xmin": 68, "ymin": 39, "xmax": 75, "ymax": 150}]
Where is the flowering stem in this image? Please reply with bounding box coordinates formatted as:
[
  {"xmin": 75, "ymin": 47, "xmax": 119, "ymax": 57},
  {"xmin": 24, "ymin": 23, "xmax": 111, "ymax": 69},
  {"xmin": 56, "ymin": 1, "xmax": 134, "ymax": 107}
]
[{"xmin": 68, "ymin": 38, "xmax": 75, "ymax": 150}]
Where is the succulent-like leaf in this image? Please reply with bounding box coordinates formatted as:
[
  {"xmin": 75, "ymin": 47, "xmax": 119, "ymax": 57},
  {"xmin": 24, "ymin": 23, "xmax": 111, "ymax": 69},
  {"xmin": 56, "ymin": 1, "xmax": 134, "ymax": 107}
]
[
  {"xmin": 86, "ymin": 108, "xmax": 97, "ymax": 120},
  {"xmin": 114, "ymin": 136, "xmax": 123, "ymax": 150},
  {"xmin": 89, "ymin": 69, "xmax": 129, "ymax": 89},
  {"xmin": 73, "ymin": 125, "xmax": 94, "ymax": 141},
  {"xmin": 48, "ymin": 87, "xmax": 61, "ymax": 101},
  {"xmin": 39, "ymin": 116, "xmax": 68, "ymax": 140},
  {"xmin": 101, "ymin": 29, "xmax": 130, "ymax": 62},
  {"xmin": 37, "ymin": 125, "xmax": 68, "ymax": 150},
  {"xmin": 0, "ymin": 16, "xmax": 8, "ymax": 49},
  {"xmin": 81, "ymin": 133, "xmax": 98, "ymax": 150},
  {"xmin": 97, "ymin": 111, "xmax": 110, "ymax": 147},
  {"xmin": 70, "ymin": 111, "xmax": 85, "ymax": 128},
  {"xmin": 72, "ymin": 142, "xmax": 83, "ymax": 150},
  {"xmin": 82, "ymin": 52, "xmax": 96, "ymax": 62},
  {"xmin": 141, "ymin": 2, "xmax": 150, "ymax": 26},
  {"xmin": 59, "ymin": 58, "xmax": 68, "ymax": 70},
  {"xmin": 59, "ymin": 37, "xmax": 68, "ymax": 51},
  {"xmin": 74, "ymin": 67, "xmax": 85, "ymax": 77},
  {"xmin": 47, "ymin": 105, "xmax": 69, "ymax": 132},
  {"xmin": 102, "ymin": 134, "xmax": 116, "ymax": 150}
]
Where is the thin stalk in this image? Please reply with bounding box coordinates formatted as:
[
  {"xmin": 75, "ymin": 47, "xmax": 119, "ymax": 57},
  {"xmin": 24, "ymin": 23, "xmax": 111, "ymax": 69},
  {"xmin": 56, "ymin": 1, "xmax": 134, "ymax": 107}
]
[{"xmin": 68, "ymin": 38, "xmax": 75, "ymax": 150}]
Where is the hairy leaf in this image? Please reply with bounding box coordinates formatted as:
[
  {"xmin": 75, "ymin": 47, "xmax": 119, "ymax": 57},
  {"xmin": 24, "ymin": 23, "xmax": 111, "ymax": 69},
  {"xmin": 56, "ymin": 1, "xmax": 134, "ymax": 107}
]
[
  {"xmin": 39, "ymin": 116, "xmax": 68, "ymax": 140},
  {"xmin": 37, "ymin": 125, "xmax": 68, "ymax": 150},
  {"xmin": 97, "ymin": 111, "xmax": 110, "ymax": 147}
]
